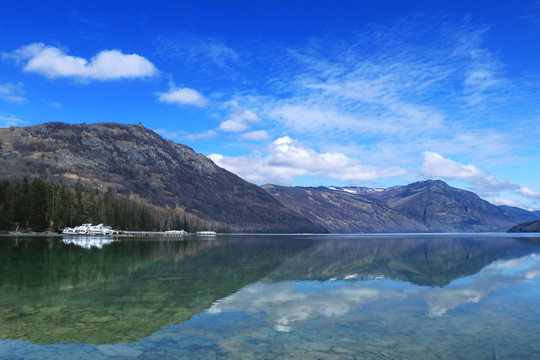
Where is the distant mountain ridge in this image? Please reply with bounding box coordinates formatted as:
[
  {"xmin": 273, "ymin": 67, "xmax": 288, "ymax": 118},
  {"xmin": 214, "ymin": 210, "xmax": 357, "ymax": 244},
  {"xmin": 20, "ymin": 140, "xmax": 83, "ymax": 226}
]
[
  {"xmin": 365, "ymin": 180, "xmax": 537, "ymax": 232},
  {"xmin": 1, "ymin": 122, "xmax": 537, "ymax": 233},
  {"xmin": 262, "ymin": 184, "xmax": 428, "ymax": 233},
  {"xmin": 263, "ymin": 180, "xmax": 538, "ymax": 233}
]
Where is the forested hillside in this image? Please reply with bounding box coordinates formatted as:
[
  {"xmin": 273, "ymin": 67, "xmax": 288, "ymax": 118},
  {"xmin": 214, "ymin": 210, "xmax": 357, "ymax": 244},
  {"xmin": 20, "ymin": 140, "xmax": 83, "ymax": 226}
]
[
  {"xmin": 0, "ymin": 177, "xmax": 215, "ymax": 232},
  {"xmin": 0, "ymin": 122, "xmax": 322, "ymax": 233}
]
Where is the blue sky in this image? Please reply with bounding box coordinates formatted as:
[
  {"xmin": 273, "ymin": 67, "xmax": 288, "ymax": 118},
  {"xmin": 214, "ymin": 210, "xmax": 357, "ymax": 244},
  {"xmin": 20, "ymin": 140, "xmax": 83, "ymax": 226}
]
[{"xmin": 1, "ymin": 0, "xmax": 540, "ymax": 208}]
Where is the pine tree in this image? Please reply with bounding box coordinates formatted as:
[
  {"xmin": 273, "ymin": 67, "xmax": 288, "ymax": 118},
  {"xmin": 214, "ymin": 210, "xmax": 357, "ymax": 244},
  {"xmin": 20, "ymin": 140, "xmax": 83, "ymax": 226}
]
[{"xmin": 27, "ymin": 178, "xmax": 48, "ymax": 231}]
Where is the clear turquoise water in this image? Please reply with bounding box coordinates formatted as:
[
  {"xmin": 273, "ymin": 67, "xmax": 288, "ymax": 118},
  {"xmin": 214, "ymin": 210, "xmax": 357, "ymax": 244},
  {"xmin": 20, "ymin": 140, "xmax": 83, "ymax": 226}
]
[{"xmin": 1, "ymin": 234, "xmax": 540, "ymax": 359}]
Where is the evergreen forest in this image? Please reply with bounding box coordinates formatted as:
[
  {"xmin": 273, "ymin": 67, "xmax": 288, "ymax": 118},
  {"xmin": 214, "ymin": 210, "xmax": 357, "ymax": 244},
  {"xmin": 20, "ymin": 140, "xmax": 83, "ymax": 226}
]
[{"xmin": 0, "ymin": 177, "xmax": 215, "ymax": 233}]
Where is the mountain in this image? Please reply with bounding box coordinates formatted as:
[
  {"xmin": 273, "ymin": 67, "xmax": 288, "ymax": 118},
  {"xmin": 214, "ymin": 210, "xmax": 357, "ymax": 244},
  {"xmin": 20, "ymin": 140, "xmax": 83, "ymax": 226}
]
[
  {"xmin": 262, "ymin": 184, "xmax": 427, "ymax": 233},
  {"xmin": 2, "ymin": 122, "xmax": 536, "ymax": 233},
  {"xmin": 498, "ymin": 205, "xmax": 540, "ymax": 225},
  {"xmin": 0, "ymin": 122, "xmax": 322, "ymax": 233},
  {"xmin": 507, "ymin": 220, "xmax": 540, "ymax": 233},
  {"xmin": 264, "ymin": 180, "xmax": 538, "ymax": 232},
  {"xmin": 364, "ymin": 180, "xmax": 538, "ymax": 232}
]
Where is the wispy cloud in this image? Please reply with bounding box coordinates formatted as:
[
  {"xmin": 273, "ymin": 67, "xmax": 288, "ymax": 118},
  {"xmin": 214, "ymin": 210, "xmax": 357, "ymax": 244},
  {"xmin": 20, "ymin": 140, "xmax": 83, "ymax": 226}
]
[
  {"xmin": 47, "ymin": 101, "xmax": 62, "ymax": 109},
  {"xmin": 453, "ymin": 27, "xmax": 509, "ymax": 107},
  {"xmin": 154, "ymin": 34, "xmax": 241, "ymax": 74},
  {"xmin": 3, "ymin": 43, "xmax": 158, "ymax": 81},
  {"xmin": 0, "ymin": 82, "xmax": 27, "ymax": 103},
  {"xmin": 228, "ymin": 16, "xmax": 532, "ymax": 158},
  {"xmin": 183, "ymin": 129, "xmax": 218, "ymax": 140},
  {"xmin": 155, "ymin": 128, "xmax": 218, "ymax": 141},
  {"xmin": 241, "ymin": 130, "xmax": 269, "ymax": 141},
  {"xmin": 0, "ymin": 115, "xmax": 26, "ymax": 127},
  {"xmin": 200, "ymin": 15, "xmax": 540, "ymax": 207}
]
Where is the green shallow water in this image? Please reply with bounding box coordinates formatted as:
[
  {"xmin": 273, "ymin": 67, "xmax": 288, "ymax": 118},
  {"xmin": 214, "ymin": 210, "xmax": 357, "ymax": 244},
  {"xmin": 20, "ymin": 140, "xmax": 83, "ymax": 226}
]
[{"xmin": 1, "ymin": 234, "xmax": 540, "ymax": 359}]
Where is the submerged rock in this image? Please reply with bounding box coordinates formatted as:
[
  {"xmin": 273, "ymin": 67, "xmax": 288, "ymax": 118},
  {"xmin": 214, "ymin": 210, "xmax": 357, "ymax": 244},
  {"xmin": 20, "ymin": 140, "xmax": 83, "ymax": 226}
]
[
  {"xmin": 81, "ymin": 315, "xmax": 118, "ymax": 324},
  {"xmin": 97, "ymin": 344, "xmax": 142, "ymax": 357}
]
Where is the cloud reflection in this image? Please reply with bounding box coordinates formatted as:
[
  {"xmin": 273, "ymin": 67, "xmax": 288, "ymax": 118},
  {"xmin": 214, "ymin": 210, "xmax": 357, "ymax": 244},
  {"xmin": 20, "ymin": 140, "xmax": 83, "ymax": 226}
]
[
  {"xmin": 209, "ymin": 281, "xmax": 400, "ymax": 332},
  {"xmin": 425, "ymin": 254, "xmax": 540, "ymax": 316},
  {"xmin": 208, "ymin": 253, "xmax": 540, "ymax": 331}
]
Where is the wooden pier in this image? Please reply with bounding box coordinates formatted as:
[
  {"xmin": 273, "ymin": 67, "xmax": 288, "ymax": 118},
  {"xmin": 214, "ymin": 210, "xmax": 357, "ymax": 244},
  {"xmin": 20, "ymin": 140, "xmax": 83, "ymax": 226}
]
[{"xmin": 117, "ymin": 230, "xmax": 189, "ymax": 237}]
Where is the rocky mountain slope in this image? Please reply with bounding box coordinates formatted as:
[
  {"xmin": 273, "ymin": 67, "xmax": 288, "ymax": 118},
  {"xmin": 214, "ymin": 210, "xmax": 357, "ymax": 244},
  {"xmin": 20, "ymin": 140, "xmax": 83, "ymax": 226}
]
[
  {"xmin": 0, "ymin": 122, "xmax": 322, "ymax": 232},
  {"xmin": 264, "ymin": 180, "xmax": 538, "ymax": 232},
  {"xmin": 365, "ymin": 180, "xmax": 537, "ymax": 232},
  {"xmin": 262, "ymin": 184, "xmax": 427, "ymax": 233}
]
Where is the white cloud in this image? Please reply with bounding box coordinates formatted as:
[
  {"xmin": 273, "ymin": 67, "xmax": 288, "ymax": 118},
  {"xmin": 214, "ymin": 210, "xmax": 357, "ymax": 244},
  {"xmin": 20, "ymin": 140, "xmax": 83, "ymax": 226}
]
[
  {"xmin": 0, "ymin": 116, "xmax": 26, "ymax": 127},
  {"xmin": 219, "ymin": 101, "xmax": 260, "ymax": 132},
  {"xmin": 421, "ymin": 151, "xmax": 519, "ymax": 197},
  {"xmin": 518, "ymin": 187, "xmax": 540, "ymax": 199},
  {"xmin": 421, "ymin": 151, "xmax": 540, "ymax": 207},
  {"xmin": 4, "ymin": 43, "xmax": 158, "ymax": 80},
  {"xmin": 209, "ymin": 136, "xmax": 404, "ymax": 184},
  {"xmin": 157, "ymin": 87, "xmax": 207, "ymax": 107},
  {"xmin": 241, "ymin": 130, "xmax": 269, "ymax": 141},
  {"xmin": 0, "ymin": 82, "xmax": 27, "ymax": 103},
  {"xmin": 488, "ymin": 197, "xmax": 526, "ymax": 208},
  {"xmin": 422, "ymin": 151, "xmax": 486, "ymax": 180}
]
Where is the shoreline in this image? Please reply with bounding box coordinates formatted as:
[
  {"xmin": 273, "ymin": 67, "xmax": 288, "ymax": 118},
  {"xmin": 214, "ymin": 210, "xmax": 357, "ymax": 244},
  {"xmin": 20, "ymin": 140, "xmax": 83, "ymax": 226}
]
[{"xmin": 0, "ymin": 231, "xmax": 193, "ymax": 238}]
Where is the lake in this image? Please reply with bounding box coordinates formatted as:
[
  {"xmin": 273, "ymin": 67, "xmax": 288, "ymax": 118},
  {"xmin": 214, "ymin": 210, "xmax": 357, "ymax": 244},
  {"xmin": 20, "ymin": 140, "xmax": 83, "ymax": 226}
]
[{"xmin": 1, "ymin": 234, "xmax": 540, "ymax": 359}]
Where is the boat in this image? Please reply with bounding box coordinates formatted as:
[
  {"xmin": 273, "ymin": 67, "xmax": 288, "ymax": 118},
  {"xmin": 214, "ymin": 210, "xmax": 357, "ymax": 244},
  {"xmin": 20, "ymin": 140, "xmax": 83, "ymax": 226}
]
[
  {"xmin": 100, "ymin": 226, "xmax": 116, "ymax": 235},
  {"xmin": 74, "ymin": 223, "xmax": 91, "ymax": 234},
  {"xmin": 61, "ymin": 224, "xmax": 90, "ymax": 235},
  {"xmin": 61, "ymin": 227, "xmax": 77, "ymax": 234},
  {"xmin": 62, "ymin": 223, "xmax": 116, "ymax": 236},
  {"xmin": 164, "ymin": 230, "xmax": 188, "ymax": 235},
  {"xmin": 88, "ymin": 224, "xmax": 116, "ymax": 235},
  {"xmin": 196, "ymin": 231, "xmax": 217, "ymax": 236}
]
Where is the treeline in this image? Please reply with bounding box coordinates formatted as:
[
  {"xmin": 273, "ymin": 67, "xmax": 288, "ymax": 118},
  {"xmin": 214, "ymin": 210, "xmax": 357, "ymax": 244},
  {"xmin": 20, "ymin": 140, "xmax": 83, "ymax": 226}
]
[{"xmin": 0, "ymin": 177, "xmax": 221, "ymax": 233}]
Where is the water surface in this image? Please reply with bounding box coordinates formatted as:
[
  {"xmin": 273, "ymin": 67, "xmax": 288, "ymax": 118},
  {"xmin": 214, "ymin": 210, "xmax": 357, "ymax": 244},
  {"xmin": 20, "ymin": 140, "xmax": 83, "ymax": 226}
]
[{"xmin": 1, "ymin": 234, "xmax": 540, "ymax": 359}]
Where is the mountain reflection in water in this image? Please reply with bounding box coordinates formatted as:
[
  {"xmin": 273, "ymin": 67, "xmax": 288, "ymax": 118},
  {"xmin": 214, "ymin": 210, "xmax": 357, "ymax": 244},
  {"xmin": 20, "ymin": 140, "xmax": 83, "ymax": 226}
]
[{"xmin": 1, "ymin": 234, "xmax": 540, "ymax": 357}]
